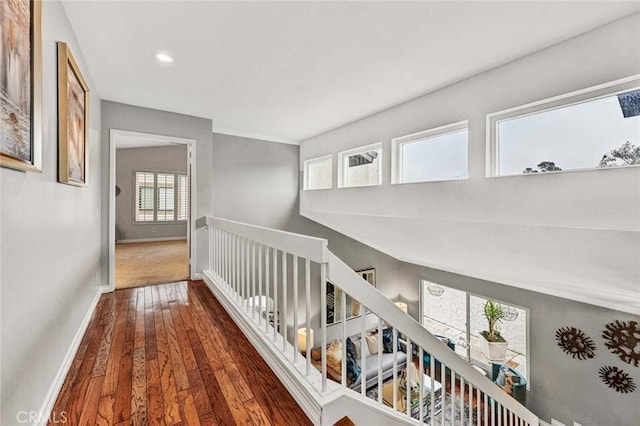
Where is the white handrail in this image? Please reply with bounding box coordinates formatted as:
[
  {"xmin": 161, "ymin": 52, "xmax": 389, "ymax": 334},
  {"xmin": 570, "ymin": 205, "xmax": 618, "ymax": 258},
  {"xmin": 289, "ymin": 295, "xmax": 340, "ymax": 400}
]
[
  {"xmin": 206, "ymin": 216, "xmax": 329, "ymax": 263},
  {"xmin": 327, "ymin": 252, "xmax": 539, "ymax": 425}
]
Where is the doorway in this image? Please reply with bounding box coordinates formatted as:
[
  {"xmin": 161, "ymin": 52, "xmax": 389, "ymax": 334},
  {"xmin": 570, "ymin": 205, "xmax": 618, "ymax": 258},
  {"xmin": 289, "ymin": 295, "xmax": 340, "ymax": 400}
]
[{"xmin": 109, "ymin": 130, "xmax": 197, "ymax": 291}]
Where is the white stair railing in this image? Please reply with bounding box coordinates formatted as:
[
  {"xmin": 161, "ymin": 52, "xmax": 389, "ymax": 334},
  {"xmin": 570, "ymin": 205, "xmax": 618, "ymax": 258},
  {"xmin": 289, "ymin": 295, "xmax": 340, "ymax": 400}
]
[{"xmin": 203, "ymin": 216, "xmax": 539, "ymax": 426}]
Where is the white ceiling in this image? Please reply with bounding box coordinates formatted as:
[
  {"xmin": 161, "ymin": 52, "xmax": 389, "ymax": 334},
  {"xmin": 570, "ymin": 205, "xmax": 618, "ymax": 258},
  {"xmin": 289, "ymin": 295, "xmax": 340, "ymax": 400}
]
[{"xmin": 62, "ymin": 1, "xmax": 640, "ymax": 144}]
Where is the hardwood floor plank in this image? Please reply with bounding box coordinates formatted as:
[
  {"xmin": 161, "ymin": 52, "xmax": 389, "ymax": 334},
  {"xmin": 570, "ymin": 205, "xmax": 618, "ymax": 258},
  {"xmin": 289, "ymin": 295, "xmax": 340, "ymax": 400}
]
[
  {"xmin": 49, "ymin": 281, "xmax": 310, "ymax": 426},
  {"xmin": 153, "ymin": 286, "xmax": 182, "ymax": 425},
  {"xmin": 162, "ymin": 308, "xmax": 190, "ymax": 392},
  {"xmin": 243, "ymin": 397, "xmax": 273, "ymax": 426},
  {"xmin": 77, "ymin": 376, "xmax": 104, "ymax": 426},
  {"xmin": 186, "ymin": 368, "xmax": 213, "ymax": 417},
  {"xmin": 102, "ymin": 290, "xmax": 130, "ymax": 396},
  {"xmin": 214, "ymin": 369, "xmax": 253, "ymax": 425},
  {"xmin": 188, "ymin": 328, "xmax": 235, "ymax": 425},
  {"xmin": 113, "ymin": 289, "xmax": 138, "ymax": 423},
  {"xmin": 146, "ymin": 358, "xmax": 165, "ymax": 426},
  {"xmin": 95, "ymin": 395, "xmax": 115, "ymax": 426},
  {"xmin": 178, "ymin": 390, "xmax": 201, "ymax": 426},
  {"xmin": 130, "ymin": 347, "xmax": 147, "ymax": 426}
]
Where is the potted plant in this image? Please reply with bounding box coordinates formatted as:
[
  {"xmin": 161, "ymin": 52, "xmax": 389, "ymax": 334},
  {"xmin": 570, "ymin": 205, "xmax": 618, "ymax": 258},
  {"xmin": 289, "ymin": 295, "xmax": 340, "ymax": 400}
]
[{"xmin": 480, "ymin": 300, "xmax": 509, "ymax": 361}]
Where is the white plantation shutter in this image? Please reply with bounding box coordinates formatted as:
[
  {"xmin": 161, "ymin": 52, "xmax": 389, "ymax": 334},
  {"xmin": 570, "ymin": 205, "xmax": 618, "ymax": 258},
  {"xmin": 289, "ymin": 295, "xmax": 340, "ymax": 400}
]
[
  {"xmin": 177, "ymin": 174, "xmax": 188, "ymax": 221},
  {"xmin": 133, "ymin": 171, "xmax": 187, "ymax": 223},
  {"xmin": 135, "ymin": 172, "xmax": 155, "ymax": 221}
]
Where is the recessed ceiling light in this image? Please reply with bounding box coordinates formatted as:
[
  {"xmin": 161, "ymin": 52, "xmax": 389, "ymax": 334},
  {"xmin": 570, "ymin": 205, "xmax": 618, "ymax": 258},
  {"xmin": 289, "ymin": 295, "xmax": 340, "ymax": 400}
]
[{"xmin": 154, "ymin": 52, "xmax": 174, "ymax": 63}]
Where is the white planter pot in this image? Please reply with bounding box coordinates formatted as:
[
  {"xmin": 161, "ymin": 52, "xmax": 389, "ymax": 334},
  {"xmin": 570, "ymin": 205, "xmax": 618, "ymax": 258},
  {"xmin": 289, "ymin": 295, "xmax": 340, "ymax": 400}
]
[{"xmin": 480, "ymin": 336, "xmax": 509, "ymax": 362}]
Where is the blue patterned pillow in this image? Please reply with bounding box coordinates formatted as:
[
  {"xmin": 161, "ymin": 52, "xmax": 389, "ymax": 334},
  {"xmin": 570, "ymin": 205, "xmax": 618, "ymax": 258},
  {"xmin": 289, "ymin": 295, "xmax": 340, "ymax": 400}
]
[
  {"xmin": 382, "ymin": 328, "xmax": 401, "ymax": 353},
  {"xmin": 345, "ymin": 338, "xmax": 361, "ymax": 384}
]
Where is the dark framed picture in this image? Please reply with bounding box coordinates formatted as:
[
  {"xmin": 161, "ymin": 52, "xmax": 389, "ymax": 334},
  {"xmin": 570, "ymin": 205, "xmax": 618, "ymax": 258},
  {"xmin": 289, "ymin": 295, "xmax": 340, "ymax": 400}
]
[
  {"xmin": 57, "ymin": 41, "xmax": 89, "ymax": 186},
  {"xmin": 0, "ymin": 0, "xmax": 43, "ymax": 172},
  {"xmin": 327, "ymin": 268, "xmax": 376, "ymax": 325}
]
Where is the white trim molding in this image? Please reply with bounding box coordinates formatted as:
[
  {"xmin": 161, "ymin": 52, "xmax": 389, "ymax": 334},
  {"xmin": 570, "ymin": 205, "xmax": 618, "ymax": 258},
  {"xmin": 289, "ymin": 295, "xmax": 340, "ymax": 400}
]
[{"xmin": 116, "ymin": 237, "xmax": 187, "ymax": 244}]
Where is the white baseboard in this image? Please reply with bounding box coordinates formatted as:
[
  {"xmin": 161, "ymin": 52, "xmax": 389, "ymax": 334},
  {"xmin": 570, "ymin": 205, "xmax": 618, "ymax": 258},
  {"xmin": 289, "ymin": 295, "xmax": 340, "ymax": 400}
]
[
  {"xmin": 116, "ymin": 237, "xmax": 187, "ymax": 244},
  {"xmin": 192, "ymin": 272, "xmax": 203, "ymax": 280},
  {"xmin": 37, "ymin": 287, "xmax": 103, "ymax": 426}
]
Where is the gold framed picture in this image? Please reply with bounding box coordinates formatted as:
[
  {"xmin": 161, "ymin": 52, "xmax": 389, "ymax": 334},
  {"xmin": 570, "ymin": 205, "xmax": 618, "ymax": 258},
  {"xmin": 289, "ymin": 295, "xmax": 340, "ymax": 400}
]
[
  {"xmin": 0, "ymin": 0, "xmax": 43, "ymax": 172},
  {"xmin": 57, "ymin": 41, "xmax": 89, "ymax": 186}
]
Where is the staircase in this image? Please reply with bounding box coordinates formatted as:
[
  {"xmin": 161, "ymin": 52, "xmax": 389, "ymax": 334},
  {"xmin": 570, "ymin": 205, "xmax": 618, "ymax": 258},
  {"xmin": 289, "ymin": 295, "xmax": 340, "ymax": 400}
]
[{"xmin": 201, "ymin": 216, "xmax": 539, "ymax": 425}]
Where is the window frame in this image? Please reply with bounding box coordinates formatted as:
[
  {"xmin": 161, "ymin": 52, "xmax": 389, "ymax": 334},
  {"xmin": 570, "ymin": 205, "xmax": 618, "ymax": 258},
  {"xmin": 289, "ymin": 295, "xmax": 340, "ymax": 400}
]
[
  {"xmin": 303, "ymin": 155, "xmax": 333, "ymax": 191},
  {"xmin": 487, "ymin": 75, "xmax": 640, "ymax": 177},
  {"xmin": 392, "ymin": 120, "xmax": 469, "ymax": 184},
  {"xmin": 133, "ymin": 169, "xmax": 188, "ymax": 224},
  {"xmin": 337, "ymin": 142, "xmax": 383, "ymax": 188},
  {"xmin": 419, "ymin": 279, "xmax": 531, "ymax": 390}
]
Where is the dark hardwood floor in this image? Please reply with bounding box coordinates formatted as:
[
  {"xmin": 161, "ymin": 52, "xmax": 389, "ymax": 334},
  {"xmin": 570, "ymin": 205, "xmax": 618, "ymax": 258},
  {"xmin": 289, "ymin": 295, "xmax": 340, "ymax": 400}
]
[{"xmin": 49, "ymin": 280, "xmax": 312, "ymax": 426}]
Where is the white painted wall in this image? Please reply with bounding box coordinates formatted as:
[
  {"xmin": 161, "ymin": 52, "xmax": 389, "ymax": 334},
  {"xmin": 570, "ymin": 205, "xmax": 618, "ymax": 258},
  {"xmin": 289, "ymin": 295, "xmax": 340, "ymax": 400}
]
[
  {"xmin": 0, "ymin": 1, "xmax": 102, "ymax": 424},
  {"xmin": 300, "ymin": 13, "xmax": 640, "ymax": 315}
]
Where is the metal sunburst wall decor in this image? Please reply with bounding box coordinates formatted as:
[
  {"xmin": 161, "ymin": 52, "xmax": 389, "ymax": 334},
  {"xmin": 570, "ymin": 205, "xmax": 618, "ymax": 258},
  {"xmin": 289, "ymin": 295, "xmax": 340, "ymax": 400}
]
[
  {"xmin": 602, "ymin": 320, "xmax": 640, "ymax": 367},
  {"xmin": 555, "ymin": 326, "xmax": 596, "ymax": 360},
  {"xmin": 599, "ymin": 365, "xmax": 636, "ymax": 394}
]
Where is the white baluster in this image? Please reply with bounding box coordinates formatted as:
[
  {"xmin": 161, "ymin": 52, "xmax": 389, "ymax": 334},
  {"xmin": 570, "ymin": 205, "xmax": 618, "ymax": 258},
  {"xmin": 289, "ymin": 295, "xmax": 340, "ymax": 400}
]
[
  {"xmin": 430, "ymin": 352, "xmax": 435, "ymax": 423},
  {"xmin": 360, "ymin": 304, "xmax": 366, "ymax": 397},
  {"xmin": 320, "ymin": 263, "xmax": 327, "ymax": 393},
  {"xmin": 282, "ymin": 252, "xmax": 287, "ymax": 353},
  {"xmin": 392, "ymin": 328, "xmax": 398, "ymax": 410},
  {"xmin": 305, "ymin": 258, "xmax": 311, "ymax": 376},
  {"xmin": 258, "ymin": 244, "xmax": 262, "ymax": 326},
  {"xmin": 273, "ymin": 248, "xmax": 278, "ymax": 341},
  {"xmin": 293, "ymin": 255, "xmax": 299, "ymax": 362},
  {"xmin": 418, "ymin": 346, "xmax": 424, "ymax": 423},
  {"xmin": 378, "ymin": 318, "xmax": 383, "ymax": 404},
  {"xmin": 265, "ymin": 246, "xmax": 270, "ymax": 334},
  {"xmin": 341, "ymin": 288, "xmax": 347, "ymax": 388},
  {"xmin": 406, "ymin": 337, "xmax": 411, "ymax": 418}
]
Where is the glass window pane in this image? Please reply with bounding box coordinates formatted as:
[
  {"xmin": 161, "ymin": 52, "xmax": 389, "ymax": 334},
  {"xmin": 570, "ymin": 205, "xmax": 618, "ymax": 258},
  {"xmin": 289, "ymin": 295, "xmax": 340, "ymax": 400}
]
[
  {"xmin": 134, "ymin": 172, "xmax": 155, "ymax": 222},
  {"xmin": 401, "ymin": 128, "xmax": 468, "ymax": 183},
  {"xmin": 498, "ymin": 91, "xmax": 640, "ymax": 175},
  {"xmin": 344, "ymin": 148, "xmax": 381, "ymax": 187},
  {"xmin": 306, "ymin": 157, "xmax": 332, "ymax": 190}
]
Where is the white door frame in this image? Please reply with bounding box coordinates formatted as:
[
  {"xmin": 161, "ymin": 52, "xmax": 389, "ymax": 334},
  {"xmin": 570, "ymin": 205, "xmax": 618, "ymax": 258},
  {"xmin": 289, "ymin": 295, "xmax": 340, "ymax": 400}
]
[{"xmin": 108, "ymin": 129, "xmax": 197, "ymax": 292}]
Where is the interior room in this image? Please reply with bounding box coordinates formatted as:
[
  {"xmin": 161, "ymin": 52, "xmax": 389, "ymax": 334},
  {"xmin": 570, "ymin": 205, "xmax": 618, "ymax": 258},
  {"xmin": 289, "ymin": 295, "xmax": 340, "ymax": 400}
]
[{"xmin": 1, "ymin": 2, "xmax": 639, "ymax": 426}]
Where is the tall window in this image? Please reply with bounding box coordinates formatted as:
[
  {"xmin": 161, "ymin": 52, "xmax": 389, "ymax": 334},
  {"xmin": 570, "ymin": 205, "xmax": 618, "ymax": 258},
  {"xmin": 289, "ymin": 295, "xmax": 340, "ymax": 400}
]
[
  {"xmin": 421, "ymin": 280, "xmax": 529, "ymax": 384},
  {"xmin": 393, "ymin": 121, "xmax": 468, "ymax": 184},
  {"xmin": 134, "ymin": 171, "xmax": 188, "ymax": 223},
  {"xmin": 304, "ymin": 155, "xmax": 333, "ymax": 190},
  {"xmin": 338, "ymin": 143, "xmax": 382, "ymax": 188},
  {"xmin": 489, "ymin": 79, "xmax": 640, "ymax": 176}
]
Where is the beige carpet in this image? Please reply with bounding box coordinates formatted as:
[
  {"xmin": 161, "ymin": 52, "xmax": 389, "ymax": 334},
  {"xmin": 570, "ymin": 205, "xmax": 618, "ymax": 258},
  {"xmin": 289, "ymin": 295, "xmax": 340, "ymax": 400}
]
[{"xmin": 115, "ymin": 240, "xmax": 188, "ymax": 289}]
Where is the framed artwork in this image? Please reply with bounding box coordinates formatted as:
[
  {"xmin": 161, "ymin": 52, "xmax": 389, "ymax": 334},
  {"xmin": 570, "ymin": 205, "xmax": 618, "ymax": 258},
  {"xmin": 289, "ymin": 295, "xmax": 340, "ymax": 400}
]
[
  {"xmin": 0, "ymin": 0, "xmax": 42, "ymax": 171},
  {"xmin": 327, "ymin": 268, "xmax": 376, "ymax": 325},
  {"xmin": 57, "ymin": 41, "xmax": 89, "ymax": 186}
]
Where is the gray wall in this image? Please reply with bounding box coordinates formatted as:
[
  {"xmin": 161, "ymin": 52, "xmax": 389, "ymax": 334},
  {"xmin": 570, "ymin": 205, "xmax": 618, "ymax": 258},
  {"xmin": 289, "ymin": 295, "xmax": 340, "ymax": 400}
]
[
  {"xmin": 115, "ymin": 145, "xmax": 188, "ymax": 241},
  {"xmin": 0, "ymin": 1, "xmax": 103, "ymax": 423},
  {"xmin": 101, "ymin": 101, "xmax": 214, "ymax": 281},
  {"xmin": 211, "ymin": 133, "xmax": 639, "ymax": 426}
]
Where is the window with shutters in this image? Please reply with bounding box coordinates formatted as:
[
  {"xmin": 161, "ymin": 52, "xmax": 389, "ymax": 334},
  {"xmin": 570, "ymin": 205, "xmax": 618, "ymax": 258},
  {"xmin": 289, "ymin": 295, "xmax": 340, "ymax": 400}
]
[{"xmin": 134, "ymin": 171, "xmax": 188, "ymax": 223}]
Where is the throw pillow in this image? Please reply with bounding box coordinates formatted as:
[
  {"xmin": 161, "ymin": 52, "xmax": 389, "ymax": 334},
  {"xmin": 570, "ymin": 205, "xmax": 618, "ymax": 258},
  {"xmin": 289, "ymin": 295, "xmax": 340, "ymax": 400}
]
[
  {"xmin": 366, "ymin": 334, "xmax": 379, "ymax": 354},
  {"xmin": 494, "ymin": 365, "xmax": 521, "ymax": 395},
  {"xmin": 382, "ymin": 328, "xmax": 401, "ymax": 353},
  {"xmin": 326, "ymin": 340, "xmax": 342, "ymax": 374},
  {"xmin": 345, "ymin": 338, "xmax": 362, "ymax": 385}
]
